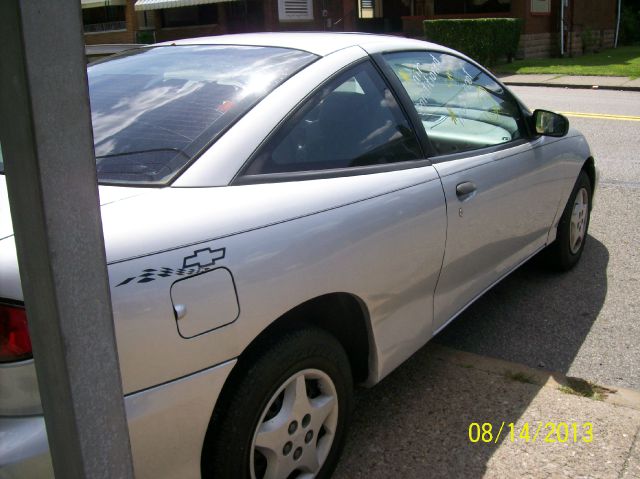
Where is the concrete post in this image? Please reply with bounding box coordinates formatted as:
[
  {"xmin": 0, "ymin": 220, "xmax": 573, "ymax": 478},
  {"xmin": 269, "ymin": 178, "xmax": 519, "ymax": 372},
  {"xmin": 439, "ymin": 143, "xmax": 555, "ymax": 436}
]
[{"xmin": 0, "ymin": 0, "xmax": 135, "ymax": 478}]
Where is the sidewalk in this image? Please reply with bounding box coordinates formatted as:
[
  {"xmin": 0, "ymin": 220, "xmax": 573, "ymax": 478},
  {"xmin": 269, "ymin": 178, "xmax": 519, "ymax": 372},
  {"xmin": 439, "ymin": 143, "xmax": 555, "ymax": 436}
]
[
  {"xmin": 334, "ymin": 344, "xmax": 640, "ymax": 478},
  {"xmin": 497, "ymin": 73, "xmax": 640, "ymax": 92}
]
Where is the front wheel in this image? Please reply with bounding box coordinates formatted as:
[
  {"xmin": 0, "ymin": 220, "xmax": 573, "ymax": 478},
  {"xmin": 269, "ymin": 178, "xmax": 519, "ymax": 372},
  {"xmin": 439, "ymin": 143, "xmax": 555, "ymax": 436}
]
[
  {"xmin": 546, "ymin": 170, "xmax": 592, "ymax": 271},
  {"xmin": 202, "ymin": 328, "xmax": 353, "ymax": 479}
]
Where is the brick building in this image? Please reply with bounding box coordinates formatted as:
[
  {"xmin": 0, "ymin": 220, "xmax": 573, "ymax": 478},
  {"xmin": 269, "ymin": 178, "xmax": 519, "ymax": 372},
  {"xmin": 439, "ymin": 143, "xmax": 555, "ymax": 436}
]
[
  {"xmin": 403, "ymin": 0, "xmax": 618, "ymax": 57},
  {"xmin": 81, "ymin": 0, "xmax": 619, "ymax": 58},
  {"xmin": 82, "ymin": 0, "xmax": 359, "ymax": 45}
]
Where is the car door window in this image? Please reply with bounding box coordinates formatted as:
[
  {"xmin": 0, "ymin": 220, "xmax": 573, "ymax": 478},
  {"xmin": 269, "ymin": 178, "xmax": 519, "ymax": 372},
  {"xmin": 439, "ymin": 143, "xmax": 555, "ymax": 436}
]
[
  {"xmin": 243, "ymin": 61, "xmax": 422, "ymax": 175},
  {"xmin": 383, "ymin": 51, "xmax": 523, "ymax": 156}
]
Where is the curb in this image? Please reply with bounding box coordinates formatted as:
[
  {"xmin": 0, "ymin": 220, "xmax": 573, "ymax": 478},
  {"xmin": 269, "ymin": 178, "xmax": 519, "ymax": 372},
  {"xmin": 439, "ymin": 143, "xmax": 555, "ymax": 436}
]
[
  {"xmin": 430, "ymin": 343, "xmax": 640, "ymax": 411},
  {"xmin": 502, "ymin": 81, "xmax": 640, "ymax": 92}
]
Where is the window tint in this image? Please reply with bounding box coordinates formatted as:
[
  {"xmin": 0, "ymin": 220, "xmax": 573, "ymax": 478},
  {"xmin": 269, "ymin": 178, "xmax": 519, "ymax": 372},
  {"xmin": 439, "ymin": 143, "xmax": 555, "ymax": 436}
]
[
  {"xmin": 383, "ymin": 51, "xmax": 523, "ymax": 156},
  {"xmin": 88, "ymin": 45, "xmax": 317, "ymax": 185},
  {"xmin": 243, "ymin": 62, "xmax": 422, "ymax": 176}
]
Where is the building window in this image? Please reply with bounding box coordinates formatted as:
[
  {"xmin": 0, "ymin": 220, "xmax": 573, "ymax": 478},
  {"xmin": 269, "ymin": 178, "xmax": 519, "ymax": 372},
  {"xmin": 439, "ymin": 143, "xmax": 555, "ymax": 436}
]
[
  {"xmin": 359, "ymin": 0, "xmax": 375, "ymax": 18},
  {"xmin": 434, "ymin": 0, "xmax": 511, "ymax": 15},
  {"xmin": 160, "ymin": 5, "xmax": 219, "ymax": 28},
  {"xmin": 83, "ymin": 6, "xmax": 126, "ymax": 33},
  {"xmin": 358, "ymin": 0, "xmax": 386, "ymax": 19},
  {"xmin": 278, "ymin": 0, "xmax": 314, "ymax": 22}
]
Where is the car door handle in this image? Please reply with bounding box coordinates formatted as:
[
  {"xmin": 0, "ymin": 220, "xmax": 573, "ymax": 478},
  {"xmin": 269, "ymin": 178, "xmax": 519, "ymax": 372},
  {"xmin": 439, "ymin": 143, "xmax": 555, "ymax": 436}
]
[{"xmin": 456, "ymin": 181, "xmax": 477, "ymax": 200}]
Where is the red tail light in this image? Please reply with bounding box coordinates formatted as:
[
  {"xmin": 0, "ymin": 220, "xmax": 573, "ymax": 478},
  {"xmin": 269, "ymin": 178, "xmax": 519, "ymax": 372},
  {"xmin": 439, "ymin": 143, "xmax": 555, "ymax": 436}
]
[{"xmin": 0, "ymin": 303, "xmax": 32, "ymax": 362}]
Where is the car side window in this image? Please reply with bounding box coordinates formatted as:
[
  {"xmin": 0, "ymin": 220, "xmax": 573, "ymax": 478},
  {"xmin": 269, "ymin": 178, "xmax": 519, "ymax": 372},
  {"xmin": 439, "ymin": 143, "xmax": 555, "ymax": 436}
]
[
  {"xmin": 243, "ymin": 61, "xmax": 422, "ymax": 175},
  {"xmin": 383, "ymin": 51, "xmax": 524, "ymax": 157}
]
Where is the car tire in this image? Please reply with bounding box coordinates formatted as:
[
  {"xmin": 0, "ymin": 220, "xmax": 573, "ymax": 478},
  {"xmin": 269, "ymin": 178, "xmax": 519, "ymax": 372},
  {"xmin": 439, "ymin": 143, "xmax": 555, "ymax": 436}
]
[
  {"xmin": 546, "ymin": 170, "xmax": 592, "ymax": 271},
  {"xmin": 202, "ymin": 328, "xmax": 353, "ymax": 479}
]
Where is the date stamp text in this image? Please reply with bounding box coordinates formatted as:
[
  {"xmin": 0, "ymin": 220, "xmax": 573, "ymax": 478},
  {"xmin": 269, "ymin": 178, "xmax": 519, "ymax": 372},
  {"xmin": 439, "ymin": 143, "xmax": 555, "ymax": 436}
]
[{"xmin": 468, "ymin": 422, "xmax": 593, "ymax": 444}]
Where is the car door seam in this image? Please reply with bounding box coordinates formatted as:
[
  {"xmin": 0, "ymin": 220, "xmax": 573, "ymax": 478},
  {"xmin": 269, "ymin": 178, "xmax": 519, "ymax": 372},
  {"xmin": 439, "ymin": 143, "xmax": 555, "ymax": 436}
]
[{"xmin": 429, "ymin": 166, "xmax": 449, "ymax": 332}]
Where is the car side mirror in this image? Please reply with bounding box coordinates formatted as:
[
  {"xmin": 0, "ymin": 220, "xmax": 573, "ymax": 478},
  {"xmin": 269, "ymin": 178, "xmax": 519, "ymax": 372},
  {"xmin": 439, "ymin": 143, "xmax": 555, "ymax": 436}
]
[{"xmin": 533, "ymin": 109, "xmax": 569, "ymax": 137}]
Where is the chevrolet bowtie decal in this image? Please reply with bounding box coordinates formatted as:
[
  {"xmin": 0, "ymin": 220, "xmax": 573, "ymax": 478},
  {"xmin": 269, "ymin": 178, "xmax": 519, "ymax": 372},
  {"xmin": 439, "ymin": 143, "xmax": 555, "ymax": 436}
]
[
  {"xmin": 182, "ymin": 247, "xmax": 225, "ymax": 269},
  {"xmin": 116, "ymin": 248, "xmax": 226, "ymax": 287}
]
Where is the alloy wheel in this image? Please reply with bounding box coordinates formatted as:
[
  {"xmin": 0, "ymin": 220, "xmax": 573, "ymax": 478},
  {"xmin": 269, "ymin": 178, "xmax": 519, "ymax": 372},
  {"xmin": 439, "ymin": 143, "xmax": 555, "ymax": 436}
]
[{"xmin": 250, "ymin": 369, "xmax": 339, "ymax": 479}]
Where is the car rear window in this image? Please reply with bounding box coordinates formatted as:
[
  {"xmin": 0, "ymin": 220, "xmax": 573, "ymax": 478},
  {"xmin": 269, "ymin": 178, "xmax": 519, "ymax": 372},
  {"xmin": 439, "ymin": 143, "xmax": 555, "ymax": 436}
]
[{"xmin": 87, "ymin": 45, "xmax": 317, "ymax": 185}]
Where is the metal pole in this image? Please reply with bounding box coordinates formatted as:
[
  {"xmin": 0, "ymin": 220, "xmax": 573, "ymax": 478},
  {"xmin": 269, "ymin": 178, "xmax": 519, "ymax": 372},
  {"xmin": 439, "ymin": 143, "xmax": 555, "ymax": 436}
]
[
  {"xmin": 614, "ymin": 0, "xmax": 621, "ymax": 48},
  {"xmin": 0, "ymin": 1, "xmax": 135, "ymax": 478},
  {"xmin": 560, "ymin": 0, "xmax": 565, "ymax": 56}
]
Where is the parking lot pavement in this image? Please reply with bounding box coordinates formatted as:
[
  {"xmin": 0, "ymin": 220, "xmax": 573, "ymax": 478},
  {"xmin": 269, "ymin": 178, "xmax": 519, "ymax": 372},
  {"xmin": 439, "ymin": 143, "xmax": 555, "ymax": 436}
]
[{"xmin": 334, "ymin": 345, "xmax": 640, "ymax": 479}]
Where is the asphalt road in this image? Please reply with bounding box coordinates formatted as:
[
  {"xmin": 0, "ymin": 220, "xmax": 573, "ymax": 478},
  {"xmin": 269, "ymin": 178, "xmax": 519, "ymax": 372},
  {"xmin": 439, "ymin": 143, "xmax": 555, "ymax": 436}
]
[{"xmin": 435, "ymin": 86, "xmax": 640, "ymax": 390}]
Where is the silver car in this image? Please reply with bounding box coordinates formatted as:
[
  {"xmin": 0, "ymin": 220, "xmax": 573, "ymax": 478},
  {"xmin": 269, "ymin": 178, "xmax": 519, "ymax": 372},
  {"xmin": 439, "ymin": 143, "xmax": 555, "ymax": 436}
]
[{"xmin": 0, "ymin": 33, "xmax": 596, "ymax": 479}]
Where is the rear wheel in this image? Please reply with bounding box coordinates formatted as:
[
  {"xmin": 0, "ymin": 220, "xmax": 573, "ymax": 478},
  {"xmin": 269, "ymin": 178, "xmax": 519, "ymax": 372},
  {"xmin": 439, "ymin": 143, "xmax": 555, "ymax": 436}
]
[
  {"xmin": 546, "ymin": 170, "xmax": 592, "ymax": 271},
  {"xmin": 202, "ymin": 328, "xmax": 353, "ymax": 479}
]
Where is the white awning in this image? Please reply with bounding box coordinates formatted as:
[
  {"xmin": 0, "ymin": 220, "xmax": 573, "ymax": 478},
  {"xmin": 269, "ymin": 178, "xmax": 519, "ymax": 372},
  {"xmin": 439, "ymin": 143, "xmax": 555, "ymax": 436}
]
[
  {"xmin": 134, "ymin": 0, "xmax": 237, "ymax": 11},
  {"xmin": 81, "ymin": 0, "xmax": 126, "ymax": 9}
]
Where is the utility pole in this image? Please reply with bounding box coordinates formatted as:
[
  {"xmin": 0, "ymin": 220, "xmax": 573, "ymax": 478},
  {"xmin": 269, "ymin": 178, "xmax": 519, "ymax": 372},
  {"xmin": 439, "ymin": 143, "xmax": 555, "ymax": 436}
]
[{"xmin": 0, "ymin": 0, "xmax": 135, "ymax": 477}]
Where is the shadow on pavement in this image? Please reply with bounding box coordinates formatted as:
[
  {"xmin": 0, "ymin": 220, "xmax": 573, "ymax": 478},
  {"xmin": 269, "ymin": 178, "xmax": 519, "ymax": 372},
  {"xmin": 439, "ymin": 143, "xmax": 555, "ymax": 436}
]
[
  {"xmin": 434, "ymin": 234, "xmax": 609, "ymax": 374},
  {"xmin": 333, "ymin": 235, "xmax": 609, "ymax": 478}
]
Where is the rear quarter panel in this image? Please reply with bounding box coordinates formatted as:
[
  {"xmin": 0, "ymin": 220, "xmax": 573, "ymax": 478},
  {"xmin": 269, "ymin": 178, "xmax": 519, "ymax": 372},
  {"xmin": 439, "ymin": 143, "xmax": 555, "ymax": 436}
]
[{"xmin": 105, "ymin": 167, "xmax": 447, "ymax": 394}]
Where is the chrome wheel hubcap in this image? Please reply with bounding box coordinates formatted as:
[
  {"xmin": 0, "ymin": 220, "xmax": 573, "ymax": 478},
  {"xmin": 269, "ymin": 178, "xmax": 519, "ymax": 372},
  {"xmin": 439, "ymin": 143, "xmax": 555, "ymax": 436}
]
[
  {"xmin": 250, "ymin": 369, "xmax": 338, "ymax": 479},
  {"xmin": 569, "ymin": 187, "xmax": 589, "ymax": 255}
]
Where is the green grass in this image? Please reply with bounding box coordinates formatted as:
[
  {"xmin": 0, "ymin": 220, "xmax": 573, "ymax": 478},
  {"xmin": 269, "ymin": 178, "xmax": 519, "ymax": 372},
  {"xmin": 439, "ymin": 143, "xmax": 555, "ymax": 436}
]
[
  {"xmin": 558, "ymin": 377, "xmax": 614, "ymax": 401},
  {"xmin": 493, "ymin": 45, "xmax": 640, "ymax": 79}
]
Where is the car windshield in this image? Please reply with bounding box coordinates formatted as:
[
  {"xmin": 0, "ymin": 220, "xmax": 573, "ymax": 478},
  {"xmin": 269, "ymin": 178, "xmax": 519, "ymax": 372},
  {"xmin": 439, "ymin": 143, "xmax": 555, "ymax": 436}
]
[{"xmin": 0, "ymin": 45, "xmax": 317, "ymax": 184}]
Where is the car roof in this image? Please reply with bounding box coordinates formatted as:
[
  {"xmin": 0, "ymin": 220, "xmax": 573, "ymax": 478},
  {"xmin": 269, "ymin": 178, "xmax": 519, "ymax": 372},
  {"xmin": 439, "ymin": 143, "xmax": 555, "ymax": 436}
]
[{"xmin": 158, "ymin": 32, "xmax": 443, "ymax": 57}]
